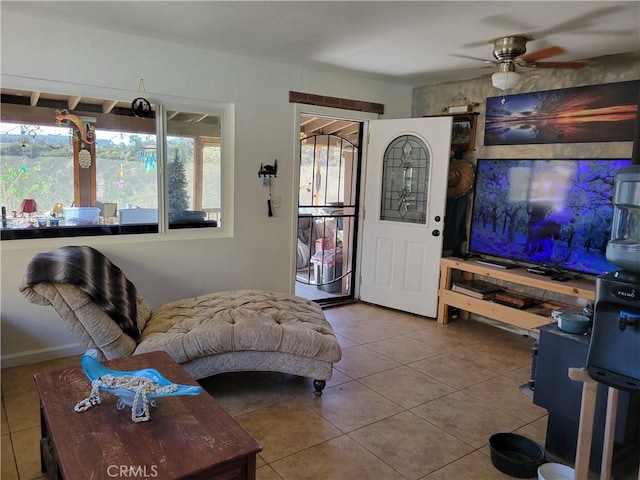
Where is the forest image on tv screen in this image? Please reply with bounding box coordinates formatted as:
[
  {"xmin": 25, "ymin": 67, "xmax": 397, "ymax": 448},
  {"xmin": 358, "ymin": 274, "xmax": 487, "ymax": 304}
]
[{"xmin": 469, "ymin": 159, "xmax": 632, "ymax": 276}]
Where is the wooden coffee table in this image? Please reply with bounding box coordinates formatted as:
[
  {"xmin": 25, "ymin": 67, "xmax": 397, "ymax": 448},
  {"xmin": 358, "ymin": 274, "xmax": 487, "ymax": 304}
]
[{"xmin": 34, "ymin": 351, "xmax": 262, "ymax": 480}]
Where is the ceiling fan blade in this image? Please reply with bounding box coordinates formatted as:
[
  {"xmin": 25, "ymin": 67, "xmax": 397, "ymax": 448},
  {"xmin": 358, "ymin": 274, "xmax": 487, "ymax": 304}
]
[
  {"xmin": 481, "ymin": 14, "xmax": 533, "ymax": 32},
  {"xmin": 535, "ymin": 5, "xmax": 627, "ymax": 38},
  {"xmin": 520, "ymin": 46, "xmax": 565, "ymax": 62},
  {"xmin": 460, "ymin": 15, "xmax": 534, "ymax": 48},
  {"xmin": 450, "ymin": 53, "xmax": 497, "ymax": 65},
  {"xmin": 524, "ymin": 61, "xmax": 587, "ymax": 69},
  {"xmin": 445, "ymin": 64, "xmax": 497, "ymax": 73},
  {"xmin": 475, "ymin": 5, "xmax": 627, "ymax": 43},
  {"xmin": 555, "ymin": 28, "xmax": 638, "ymax": 36}
]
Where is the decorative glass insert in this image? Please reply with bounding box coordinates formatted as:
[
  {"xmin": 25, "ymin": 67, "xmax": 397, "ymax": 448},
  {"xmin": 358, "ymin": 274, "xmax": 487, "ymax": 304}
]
[
  {"xmin": 297, "ymin": 131, "xmax": 359, "ymax": 293},
  {"xmin": 380, "ymin": 135, "xmax": 430, "ymax": 224}
]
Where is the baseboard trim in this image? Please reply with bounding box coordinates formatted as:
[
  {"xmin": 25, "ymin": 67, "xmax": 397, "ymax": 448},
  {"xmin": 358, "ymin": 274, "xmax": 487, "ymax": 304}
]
[{"xmin": 1, "ymin": 343, "xmax": 84, "ymax": 368}]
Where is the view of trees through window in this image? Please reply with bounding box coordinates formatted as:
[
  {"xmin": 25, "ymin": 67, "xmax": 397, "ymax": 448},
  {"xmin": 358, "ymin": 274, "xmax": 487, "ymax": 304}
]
[
  {"xmin": 0, "ymin": 90, "xmax": 223, "ymax": 238},
  {"xmin": 299, "ymin": 141, "xmax": 351, "ymax": 207},
  {"xmin": 0, "ymin": 125, "xmax": 160, "ymax": 217},
  {"xmin": 1, "ymin": 124, "xmax": 74, "ymax": 216},
  {"xmin": 96, "ymin": 132, "xmax": 158, "ymax": 211}
]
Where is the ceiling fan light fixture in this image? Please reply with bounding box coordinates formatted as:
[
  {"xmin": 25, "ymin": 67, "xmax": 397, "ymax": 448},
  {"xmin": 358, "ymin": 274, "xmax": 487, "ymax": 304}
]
[
  {"xmin": 491, "ymin": 61, "xmax": 521, "ymax": 91},
  {"xmin": 492, "ymin": 70, "xmax": 521, "ymax": 90}
]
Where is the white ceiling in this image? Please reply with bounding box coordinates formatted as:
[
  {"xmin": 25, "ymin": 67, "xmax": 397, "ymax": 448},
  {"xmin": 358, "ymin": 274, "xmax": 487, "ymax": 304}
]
[{"xmin": 3, "ymin": 1, "xmax": 640, "ymax": 87}]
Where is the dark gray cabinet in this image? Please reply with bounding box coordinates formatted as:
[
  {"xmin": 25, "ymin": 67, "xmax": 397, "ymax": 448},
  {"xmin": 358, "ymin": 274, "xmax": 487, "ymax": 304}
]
[{"xmin": 533, "ymin": 324, "xmax": 639, "ymax": 475}]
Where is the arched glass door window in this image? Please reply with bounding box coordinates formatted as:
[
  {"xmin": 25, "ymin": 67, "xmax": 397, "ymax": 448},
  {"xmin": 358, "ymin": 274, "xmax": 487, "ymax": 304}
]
[{"xmin": 380, "ymin": 135, "xmax": 430, "ymax": 224}]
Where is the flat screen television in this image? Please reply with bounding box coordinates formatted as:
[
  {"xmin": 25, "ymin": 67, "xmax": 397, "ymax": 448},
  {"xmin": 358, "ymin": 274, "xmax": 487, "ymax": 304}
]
[{"xmin": 468, "ymin": 158, "xmax": 633, "ymax": 277}]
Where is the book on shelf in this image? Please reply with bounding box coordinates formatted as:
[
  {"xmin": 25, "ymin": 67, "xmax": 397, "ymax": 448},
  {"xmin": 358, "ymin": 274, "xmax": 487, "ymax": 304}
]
[
  {"xmin": 451, "ymin": 279, "xmax": 504, "ymax": 299},
  {"xmin": 494, "ymin": 291, "xmax": 538, "ymax": 309}
]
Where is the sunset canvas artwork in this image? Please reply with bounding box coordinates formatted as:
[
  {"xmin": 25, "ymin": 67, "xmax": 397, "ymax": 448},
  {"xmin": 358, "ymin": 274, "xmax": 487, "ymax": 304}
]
[{"xmin": 484, "ymin": 80, "xmax": 639, "ymax": 146}]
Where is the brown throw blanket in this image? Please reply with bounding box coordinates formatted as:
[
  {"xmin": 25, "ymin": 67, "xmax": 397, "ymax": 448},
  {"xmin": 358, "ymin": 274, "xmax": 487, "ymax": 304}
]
[{"xmin": 22, "ymin": 246, "xmax": 140, "ymax": 341}]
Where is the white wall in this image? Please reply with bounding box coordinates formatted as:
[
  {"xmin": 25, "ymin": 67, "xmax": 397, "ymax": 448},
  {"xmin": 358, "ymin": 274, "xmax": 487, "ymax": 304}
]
[{"xmin": 0, "ymin": 10, "xmax": 413, "ymax": 366}]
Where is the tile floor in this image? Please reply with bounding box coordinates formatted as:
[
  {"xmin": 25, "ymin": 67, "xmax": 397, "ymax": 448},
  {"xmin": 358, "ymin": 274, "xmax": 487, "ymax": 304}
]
[{"xmin": 0, "ymin": 302, "xmax": 571, "ymax": 479}]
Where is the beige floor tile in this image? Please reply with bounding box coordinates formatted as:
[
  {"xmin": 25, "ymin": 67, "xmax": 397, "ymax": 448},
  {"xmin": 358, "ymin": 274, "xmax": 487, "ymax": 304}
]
[
  {"xmin": 488, "ymin": 335, "xmax": 536, "ymax": 358},
  {"xmin": 1, "ymin": 368, "xmax": 38, "ymax": 398},
  {"xmin": 1, "ymin": 434, "xmax": 19, "ymax": 480},
  {"xmin": 324, "ymin": 368, "xmax": 352, "ymax": 389},
  {"xmin": 323, "ymin": 303, "xmax": 383, "ymax": 326},
  {"xmin": 1, "ymin": 400, "xmax": 9, "ymax": 436},
  {"xmin": 513, "ymin": 421, "xmax": 547, "ymax": 448},
  {"xmin": 297, "ymin": 381, "xmax": 403, "ymax": 433},
  {"xmin": 380, "ymin": 312, "xmax": 437, "ymax": 332},
  {"xmin": 359, "ymin": 366, "xmax": 455, "ymax": 409},
  {"xmin": 334, "ymin": 345, "xmax": 400, "ymax": 379},
  {"xmin": 331, "ymin": 322, "xmax": 402, "ymax": 345},
  {"xmin": 270, "ymin": 434, "xmax": 405, "ymax": 480},
  {"xmin": 1, "ymin": 356, "xmax": 81, "ymax": 397},
  {"xmin": 403, "ymin": 326, "xmax": 477, "ymax": 355},
  {"xmin": 462, "ymin": 375, "xmax": 547, "ymax": 423},
  {"xmin": 11, "ymin": 426, "xmax": 42, "ymax": 480},
  {"xmin": 332, "ymin": 332, "xmax": 359, "ymax": 349},
  {"xmin": 356, "ymin": 312, "xmax": 436, "ymax": 336},
  {"xmin": 3, "ymin": 390, "xmax": 40, "ymax": 433},
  {"xmin": 531, "ymin": 415, "xmax": 549, "ymax": 433},
  {"xmin": 431, "ymin": 319, "xmax": 502, "ymax": 343},
  {"xmin": 409, "ymin": 353, "xmax": 498, "ymax": 389},
  {"xmin": 348, "ymin": 302, "xmax": 397, "ymax": 317},
  {"xmin": 450, "ymin": 320, "xmax": 533, "ymax": 346},
  {"xmin": 350, "ymin": 411, "xmax": 474, "ymax": 479},
  {"xmin": 478, "ymin": 444, "xmax": 492, "ymax": 458},
  {"xmin": 236, "ymin": 402, "xmax": 341, "ymax": 463},
  {"xmin": 504, "ymin": 364, "xmax": 534, "ymax": 383},
  {"xmin": 450, "ymin": 341, "xmax": 532, "ymax": 374},
  {"xmin": 423, "ymin": 450, "xmax": 516, "ymax": 479},
  {"xmin": 257, "ymin": 464, "xmax": 284, "ymax": 480},
  {"xmin": 411, "ymin": 390, "xmax": 527, "ymax": 449},
  {"xmin": 321, "ymin": 305, "xmax": 361, "ymax": 326},
  {"xmin": 365, "ymin": 334, "xmax": 441, "ymax": 364}
]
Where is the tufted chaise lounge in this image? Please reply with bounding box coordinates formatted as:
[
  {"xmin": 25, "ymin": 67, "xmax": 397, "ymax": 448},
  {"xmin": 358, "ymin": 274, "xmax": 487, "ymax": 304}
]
[{"xmin": 19, "ymin": 247, "xmax": 342, "ymax": 395}]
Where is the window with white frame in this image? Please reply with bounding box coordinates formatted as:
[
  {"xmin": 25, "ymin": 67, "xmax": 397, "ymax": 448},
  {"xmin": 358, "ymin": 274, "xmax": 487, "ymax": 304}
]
[{"xmin": 0, "ymin": 89, "xmax": 226, "ymax": 239}]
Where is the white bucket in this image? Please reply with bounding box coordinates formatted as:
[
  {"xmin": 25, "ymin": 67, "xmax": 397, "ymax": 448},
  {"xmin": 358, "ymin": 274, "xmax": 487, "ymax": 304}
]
[{"xmin": 538, "ymin": 463, "xmax": 575, "ymax": 480}]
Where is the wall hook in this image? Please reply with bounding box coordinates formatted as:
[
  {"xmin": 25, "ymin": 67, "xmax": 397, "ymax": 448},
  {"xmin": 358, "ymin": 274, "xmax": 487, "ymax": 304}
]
[{"xmin": 258, "ymin": 159, "xmax": 278, "ymax": 178}]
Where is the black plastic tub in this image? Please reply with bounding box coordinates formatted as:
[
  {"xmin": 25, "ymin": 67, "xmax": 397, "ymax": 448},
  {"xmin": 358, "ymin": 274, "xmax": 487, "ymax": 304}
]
[{"xmin": 488, "ymin": 433, "xmax": 546, "ymax": 478}]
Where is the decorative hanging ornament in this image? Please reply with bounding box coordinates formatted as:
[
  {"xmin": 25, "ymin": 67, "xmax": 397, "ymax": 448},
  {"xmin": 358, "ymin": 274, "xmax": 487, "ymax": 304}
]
[
  {"xmin": 140, "ymin": 148, "xmax": 157, "ymax": 173},
  {"xmin": 132, "ymin": 97, "xmax": 152, "ymax": 117},
  {"xmin": 78, "ymin": 148, "xmax": 92, "ymax": 168},
  {"xmin": 132, "ymin": 79, "xmax": 152, "ymax": 118},
  {"xmin": 119, "ymin": 156, "xmax": 125, "ymax": 189}
]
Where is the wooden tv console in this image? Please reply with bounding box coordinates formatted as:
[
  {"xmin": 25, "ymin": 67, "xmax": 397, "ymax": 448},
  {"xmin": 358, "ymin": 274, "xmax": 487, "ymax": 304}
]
[{"xmin": 437, "ymin": 257, "xmax": 596, "ymax": 331}]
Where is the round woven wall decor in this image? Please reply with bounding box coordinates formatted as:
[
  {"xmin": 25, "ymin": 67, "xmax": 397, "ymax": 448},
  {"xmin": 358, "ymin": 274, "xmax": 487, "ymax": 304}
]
[{"xmin": 447, "ymin": 159, "xmax": 475, "ymax": 198}]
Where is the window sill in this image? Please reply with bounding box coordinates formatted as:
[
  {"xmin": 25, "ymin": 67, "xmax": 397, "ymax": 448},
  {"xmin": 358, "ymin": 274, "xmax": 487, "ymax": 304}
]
[
  {"xmin": 1, "ymin": 224, "xmax": 159, "ymax": 241},
  {"xmin": 169, "ymin": 220, "xmax": 218, "ymax": 229}
]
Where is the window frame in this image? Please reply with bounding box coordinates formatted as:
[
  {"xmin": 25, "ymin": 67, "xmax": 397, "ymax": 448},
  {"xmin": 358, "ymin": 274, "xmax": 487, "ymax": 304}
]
[{"xmin": 0, "ymin": 76, "xmax": 234, "ymax": 242}]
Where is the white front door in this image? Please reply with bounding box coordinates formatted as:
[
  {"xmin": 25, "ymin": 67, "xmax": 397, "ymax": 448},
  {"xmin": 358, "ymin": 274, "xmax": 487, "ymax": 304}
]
[{"xmin": 360, "ymin": 117, "xmax": 452, "ymax": 317}]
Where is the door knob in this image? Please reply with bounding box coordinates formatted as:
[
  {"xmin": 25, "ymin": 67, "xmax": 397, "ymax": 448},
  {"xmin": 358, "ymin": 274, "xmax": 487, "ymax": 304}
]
[{"xmin": 432, "ymin": 230, "xmax": 440, "ymax": 237}]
